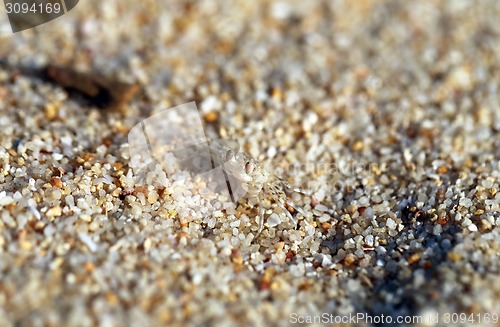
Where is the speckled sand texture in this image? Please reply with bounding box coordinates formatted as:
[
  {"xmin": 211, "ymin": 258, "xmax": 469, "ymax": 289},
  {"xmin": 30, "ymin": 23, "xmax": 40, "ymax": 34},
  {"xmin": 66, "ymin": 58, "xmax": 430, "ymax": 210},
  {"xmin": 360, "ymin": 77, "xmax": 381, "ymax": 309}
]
[{"xmin": 0, "ymin": 1, "xmax": 499, "ymax": 326}]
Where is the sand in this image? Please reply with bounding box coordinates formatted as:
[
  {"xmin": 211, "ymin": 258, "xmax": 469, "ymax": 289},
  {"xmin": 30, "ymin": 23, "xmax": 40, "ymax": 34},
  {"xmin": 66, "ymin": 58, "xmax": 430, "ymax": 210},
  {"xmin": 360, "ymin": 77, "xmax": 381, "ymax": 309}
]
[{"xmin": 0, "ymin": 1, "xmax": 499, "ymax": 326}]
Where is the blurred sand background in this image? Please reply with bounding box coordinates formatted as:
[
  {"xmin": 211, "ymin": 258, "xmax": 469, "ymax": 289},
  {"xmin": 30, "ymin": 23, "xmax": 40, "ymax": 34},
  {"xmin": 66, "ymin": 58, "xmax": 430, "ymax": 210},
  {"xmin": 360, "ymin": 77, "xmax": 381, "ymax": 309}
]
[{"xmin": 0, "ymin": 1, "xmax": 499, "ymax": 326}]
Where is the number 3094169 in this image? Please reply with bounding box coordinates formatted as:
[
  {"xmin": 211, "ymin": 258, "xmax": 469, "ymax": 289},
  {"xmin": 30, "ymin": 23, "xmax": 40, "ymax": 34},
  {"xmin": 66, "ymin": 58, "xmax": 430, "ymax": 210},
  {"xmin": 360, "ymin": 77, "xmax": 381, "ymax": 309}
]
[{"xmin": 5, "ymin": 2, "xmax": 62, "ymax": 14}]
